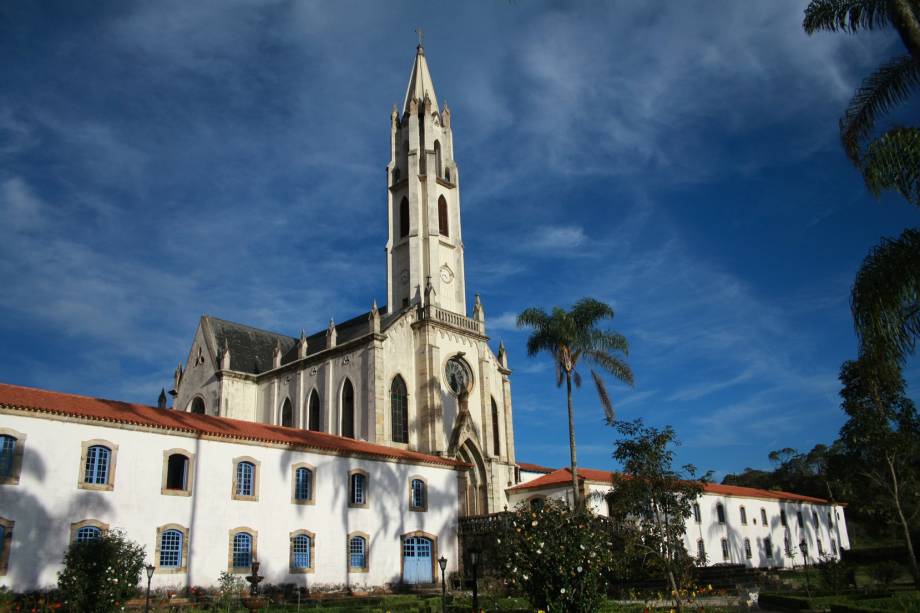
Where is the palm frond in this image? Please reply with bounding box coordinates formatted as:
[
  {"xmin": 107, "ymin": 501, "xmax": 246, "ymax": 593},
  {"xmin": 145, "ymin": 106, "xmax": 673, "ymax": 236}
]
[
  {"xmin": 573, "ymin": 369, "xmax": 583, "ymax": 388},
  {"xmin": 591, "ymin": 369, "xmax": 616, "ymax": 423},
  {"xmin": 840, "ymin": 55, "xmax": 920, "ymax": 163},
  {"xmin": 570, "ymin": 298, "xmax": 614, "ymax": 330},
  {"xmin": 584, "ymin": 349, "xmax": 635, "ymax": 386},
  {"xmin": 851, "ymin": 228, "xmax": 920, "ymax": 364},
  {"xmin": 587, "ymin": 329, "xmax": 631, "ymax": 356},
  {"xmin": 517, "ymin": 307, "xmax": 550, "ymax": 330},
  {"xmin": 860, "ymin": 127, "xmax": 920, "ymax": 205},
  {"xmin": 556, "ymin": 362, "xmax": 564, "ymax": 388},
  {"xmin": 804, "ymin": 0, "xmax": 891, "ymax": 34}
]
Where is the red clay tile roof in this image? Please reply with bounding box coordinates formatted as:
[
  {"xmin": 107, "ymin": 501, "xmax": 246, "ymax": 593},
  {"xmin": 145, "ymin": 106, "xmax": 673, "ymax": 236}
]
[
  {"xmin": 0, "ymin": 382, "xmax": 467, "ymax": 469},
  {"xmin": 517, "ymin": 461, "xmax": 555, "ymax": 474},
  {"xmin": 508, "ymin": 467, "xmax": 832, "ymax": 504}
]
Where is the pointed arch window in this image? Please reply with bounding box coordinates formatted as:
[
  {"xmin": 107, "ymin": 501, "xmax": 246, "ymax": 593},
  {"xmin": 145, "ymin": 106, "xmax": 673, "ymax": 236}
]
[
  {"xmin": 281, "ymin": 398, "xmax": 293, "ymax": 427},
  {"xmin": 308, "ymin": 390, "xmax": 321, "ymax": 432},
  {"xmin": 721, "ymin": 538, "xmax": 730, "ymax": 561},
  {"xmin": 341, "ymin": 379, "xmax": 355, "ymax": 439},
  {"xmin": 190, "ymin": 397, "xmax": 205, "ymax": 415},
  {"xmin": 437, "ymin": 196, "xmax": 449, "ymax": 237},
  {"xmin": 490, "ymin": 397, "xmax": 501, "ymax": 456},
  {"xmin": 391, "ymin": 376, "xmax": 409, "ymax": 443},
  {"xmin": 399, "ymin": 197, "xmax": 409, "ymax": 239},
  {"xmin": 434, "ymin": 140, "xmax": 442, "ymax": 178}
]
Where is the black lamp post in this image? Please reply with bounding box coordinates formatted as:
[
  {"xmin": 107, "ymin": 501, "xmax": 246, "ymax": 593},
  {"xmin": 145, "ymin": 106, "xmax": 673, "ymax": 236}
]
[
  {"xmin": 143, "ymin": 564, "xmax": 155, "ymax": 613},
  {"xmin": 470, "ymin": 550, "xmax": 480, "ymax": 612},
  {"xmin": 438, "ymin": 555, "xmax": 448, "ymax": 613}
]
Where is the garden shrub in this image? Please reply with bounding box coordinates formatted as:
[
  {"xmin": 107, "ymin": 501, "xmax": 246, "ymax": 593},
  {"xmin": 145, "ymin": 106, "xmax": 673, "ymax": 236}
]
[
  {"xmin": 57, "ymin": 528, "xmax": 145, "ymax": 612},
  {"xmin": 498, "ymin": 499, "xmax": 624, "ymax": 613},
  {"xmin": 817, "ymin": 554, "xmax": 850, "ymax": 594},
  {"xmin": 868, "ymin": 560, "xmax": 901, "ymax": 589}
]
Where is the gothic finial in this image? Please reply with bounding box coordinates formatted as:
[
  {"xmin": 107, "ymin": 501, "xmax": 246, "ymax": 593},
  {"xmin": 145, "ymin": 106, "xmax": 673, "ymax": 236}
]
[
  {"xmin": 327, "ymin": 318, "xmax": 338, "ymax": 348},
  {"xmin": 415, "ymin": 27, "xmax": 424, "ymax": 51},
  {"xmin": 157, "ymin": 388, "xmax": 167, "ymax": 410},
  {"xmin": 498, "ymin": 340, "xmax": 509, "ymax": 369},
  {"xmin": 272, "ymin": 340, "xmax": 282, "ymax": 369},
  {"xmin": 221, "ymin": 340, "xmax": 232, "ymax": 370},
  {"xmin": 369, "ymin": 300, "xmax": 381, "ymax": 334},
  {"xmin": 298, "ymin": 329, "xmax": 309, "ymax": 359},
  {"xmin": 473, "ymin": 293, "xmax": 485, "ymax": 323}
]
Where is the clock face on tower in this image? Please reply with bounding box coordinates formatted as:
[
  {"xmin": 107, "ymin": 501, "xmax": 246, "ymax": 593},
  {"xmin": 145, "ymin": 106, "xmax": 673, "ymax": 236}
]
[
  {"xmin": 439, "ymin": 265, "xmax": 454, "ymax": 284},
  {"xmin": 445, "ymin": 356, "xmax": 472, "ymax": 397}
]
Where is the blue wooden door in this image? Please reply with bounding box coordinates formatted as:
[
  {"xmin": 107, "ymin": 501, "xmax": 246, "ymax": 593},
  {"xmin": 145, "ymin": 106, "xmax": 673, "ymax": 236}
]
[{"xmin": 402, "ymin": 536, "xmax": 433, "ymax": 584}]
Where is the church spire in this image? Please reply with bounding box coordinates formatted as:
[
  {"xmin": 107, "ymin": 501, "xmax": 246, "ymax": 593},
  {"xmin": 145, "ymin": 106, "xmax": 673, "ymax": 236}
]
[{"xmin": 402, "ymin": 37, "xmax": 439, "ymax": 115}]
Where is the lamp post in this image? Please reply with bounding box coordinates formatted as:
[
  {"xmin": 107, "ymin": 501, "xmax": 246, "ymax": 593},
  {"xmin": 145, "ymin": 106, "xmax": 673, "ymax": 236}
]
[
  {"xmin": 470, "ymin": 550, "xmax": 480, "ymax": 612},
  {"xmin": 143, "ymin": 564, "xmax": 155, "ymax": 613},
  {"xmin": 438, "ymin": 556, "xmax": 448, "ymax": 613}
]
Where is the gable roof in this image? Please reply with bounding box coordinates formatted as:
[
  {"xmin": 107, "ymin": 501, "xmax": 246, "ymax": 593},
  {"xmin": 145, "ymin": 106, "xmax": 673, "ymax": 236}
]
[
  {"xmin": 202, "ymin": 306, "xmax": 389, "ymax": 375},
  {"xmin": 517, "ymin": 461, "xmax": 555, "ymax": 474},
  {"xmin": 0, "ymin": 382, "xmax": 465, "ymax": 469},
  {"xmin": 508, "ymin": 467, "xmax": 832, "ymax": 504}
]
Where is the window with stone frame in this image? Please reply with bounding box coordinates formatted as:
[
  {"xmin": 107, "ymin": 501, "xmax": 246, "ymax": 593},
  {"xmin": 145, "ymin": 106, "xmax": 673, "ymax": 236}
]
[
  {"xmin": 292, "ymin": 464, "xmax": 314, "ymax": 504},
  {"xmin": 0, "ymin": 429, "xmax": 25, "ymax": 485},
  {"xmin": 391, "ymin": 376, "xmax": 409, "ymax": 444},
  {"xmin": 491, "ymin": 397, "xmax": 501, "ymax": 456},
  {"xmin": 162, "ymin": 449, "xmax": 195, "ymax": 496},
  {"xmin": 290, "ymin": 530, "xmax": 315, "ymax": 573},
  {"xmin": 0, "ymin": 518, "xmax": 12, "ymax": 576},
  {"xmin": 78, "ymin": 440, "xmax": 118, "ymax": 491},
  {"xmin": 437, "ymin": 196, "xmax": 449, "ymax": 237},
  {"xmin": 349, "ymin": 470, "xmax": 368, "ymax": 508},
  {"xmin": 232, "ymin": 457, "xmax": 260, "ymax": 501},
  {"xmin": 410, "ymin": 477, "xmax": 427, "ymax": 511},
  {"xmin": 308, "ymin": 389, "xmax": 322, "ymax": 432},
  {"xmin": 348, "ymin": 534, "xmax": 368, "ymax": 571},
  {"xmin": 341, "ymin": 379, "xmax": 355, "ymax": 439}
]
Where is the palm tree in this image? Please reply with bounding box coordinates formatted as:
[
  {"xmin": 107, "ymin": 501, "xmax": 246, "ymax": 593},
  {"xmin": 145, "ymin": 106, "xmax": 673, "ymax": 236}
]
[
  {"xmin": 804, "ymin": 0, "xmax": 920, "ymax": 361},
  {"xmin": 851, "ymin": 228, "xmax": 920, "ymax": 365},
  {"xmin": 517, "ymin": 298, "xmax": 633, "ymax": 509},
  {"xmin": 804, "ymin": 0, "xmax": 920, "ymax": 206}
]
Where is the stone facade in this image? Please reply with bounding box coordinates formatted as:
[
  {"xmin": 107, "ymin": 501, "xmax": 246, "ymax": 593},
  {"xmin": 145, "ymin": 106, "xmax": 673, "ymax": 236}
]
[{"xmin": 171, "ymin": 44, "xmax": 517, "ymax": 515}]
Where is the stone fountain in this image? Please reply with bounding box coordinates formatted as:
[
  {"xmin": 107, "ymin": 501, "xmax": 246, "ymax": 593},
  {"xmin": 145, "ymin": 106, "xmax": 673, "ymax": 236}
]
[{"xmin": 241, "ymin": 560, "xmax": 267, "ymax": 611}]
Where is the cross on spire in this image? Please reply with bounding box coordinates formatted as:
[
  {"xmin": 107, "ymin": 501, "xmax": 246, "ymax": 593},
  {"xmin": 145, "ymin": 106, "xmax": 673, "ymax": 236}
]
[{"xmin": 415, "ymin": 27, "xmax": 424, "ymax": 48}]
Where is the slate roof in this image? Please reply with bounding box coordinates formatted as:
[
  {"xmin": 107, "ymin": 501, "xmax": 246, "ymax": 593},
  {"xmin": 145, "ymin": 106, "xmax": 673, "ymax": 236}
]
[
  {"xmin": 203, "ymin": 305, "xmax": 390, "ymax": 375},
  {"xmin": 508, "ymin": 467, "xmax": 833, "ymax": 504},
  {"xmin": 0, "ymin": 382, "xmax": 465, "ymax": 468}
]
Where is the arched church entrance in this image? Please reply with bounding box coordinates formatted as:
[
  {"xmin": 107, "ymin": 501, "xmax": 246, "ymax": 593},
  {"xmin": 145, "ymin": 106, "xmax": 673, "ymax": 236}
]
[{"xmin": 457, "ymin": 439, "xmax": 489, "ymax": 517}]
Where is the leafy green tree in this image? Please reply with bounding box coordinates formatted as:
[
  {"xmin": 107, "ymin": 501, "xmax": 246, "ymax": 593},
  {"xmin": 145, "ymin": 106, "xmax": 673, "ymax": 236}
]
[
  {"xmin": 58, "ymin": 528, "xmax": 146, "ymax": 612},
  {"xmin": 500, "ymin": 499, "xmax": 624, "ymax": 613},
  {"xmin": 517, "ymin": 298, "xmax": 633, "ymax": 509},
  {"xmin": 838, "ymin": 357, "xmax": 920, "ymax": 587},
  {"xmin": 607, "ymin": 419, "xmax": 707, "ymax": 613}
]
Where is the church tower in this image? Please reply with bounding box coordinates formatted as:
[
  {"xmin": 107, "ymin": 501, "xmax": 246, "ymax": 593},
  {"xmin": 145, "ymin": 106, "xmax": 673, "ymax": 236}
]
[{"xmin": 386, "ymin": 42, "xmax": 467, "ymax": 316}]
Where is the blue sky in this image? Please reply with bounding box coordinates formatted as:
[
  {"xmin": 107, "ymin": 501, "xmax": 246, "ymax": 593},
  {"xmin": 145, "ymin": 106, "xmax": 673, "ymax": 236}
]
[{"xmin": 1, "ymin": 1, "xmax": 917, "ymax": 481}]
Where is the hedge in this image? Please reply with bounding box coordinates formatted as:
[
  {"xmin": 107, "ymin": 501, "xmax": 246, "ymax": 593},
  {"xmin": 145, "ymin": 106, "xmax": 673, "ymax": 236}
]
[{"xmin": 758, "ymin": 592, "xmax": 816, "ymax": 610}]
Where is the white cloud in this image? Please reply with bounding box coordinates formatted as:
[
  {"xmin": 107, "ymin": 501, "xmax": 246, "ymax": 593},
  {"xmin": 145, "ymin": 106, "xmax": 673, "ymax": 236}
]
[{"xmin": 1, "ymin": 178, "xmax": 44, "ymax": 230}]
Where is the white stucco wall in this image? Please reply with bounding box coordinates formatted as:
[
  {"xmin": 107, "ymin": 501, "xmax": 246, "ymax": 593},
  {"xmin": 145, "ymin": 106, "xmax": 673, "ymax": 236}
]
[
  {"xmin": 0, "ymin": 412, "xmax": 461, "ymax": 591},
  {"xmin": 507, "ymin": 482, "xmax": 850, "ymax": 569}
]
